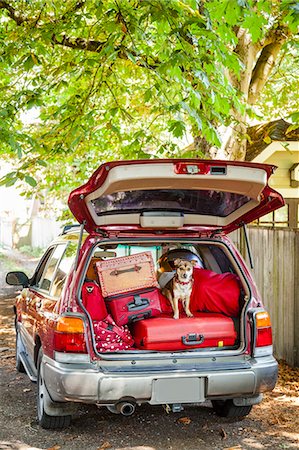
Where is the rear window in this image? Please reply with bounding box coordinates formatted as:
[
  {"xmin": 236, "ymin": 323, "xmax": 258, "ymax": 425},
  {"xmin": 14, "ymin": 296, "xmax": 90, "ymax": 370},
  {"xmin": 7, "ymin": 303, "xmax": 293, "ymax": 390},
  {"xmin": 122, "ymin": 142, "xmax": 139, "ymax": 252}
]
[{"xmin": 91, "ymin": 189, "xmax": 250, "ymax": 218}]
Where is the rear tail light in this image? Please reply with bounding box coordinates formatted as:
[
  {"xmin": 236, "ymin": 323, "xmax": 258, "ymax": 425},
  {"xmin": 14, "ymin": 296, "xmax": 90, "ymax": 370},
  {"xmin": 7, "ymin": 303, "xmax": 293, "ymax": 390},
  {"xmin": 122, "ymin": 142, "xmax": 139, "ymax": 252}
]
[
  {"xmin": 253, "ymin": 311, "xmax": 273, "ymax": 356},
  {"xmin": 54, "ymin": 316, "xmax": 87, "ymax": 353}
]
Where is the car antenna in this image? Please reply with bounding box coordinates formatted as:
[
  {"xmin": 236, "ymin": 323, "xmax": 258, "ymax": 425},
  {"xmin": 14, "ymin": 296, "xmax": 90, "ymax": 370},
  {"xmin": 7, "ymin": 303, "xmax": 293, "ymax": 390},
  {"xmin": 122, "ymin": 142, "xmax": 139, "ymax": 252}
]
[{"xmin": 242, "ymin": 222, "xmax": 254, "ymax": 269}]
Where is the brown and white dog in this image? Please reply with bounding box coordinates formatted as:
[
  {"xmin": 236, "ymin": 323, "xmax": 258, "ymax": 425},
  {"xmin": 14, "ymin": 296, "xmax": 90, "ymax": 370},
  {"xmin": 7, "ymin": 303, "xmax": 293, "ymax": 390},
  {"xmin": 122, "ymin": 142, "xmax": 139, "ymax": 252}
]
[{"xmin": 162, "ymin": 258, "xmax": 197, "ymax": 319}]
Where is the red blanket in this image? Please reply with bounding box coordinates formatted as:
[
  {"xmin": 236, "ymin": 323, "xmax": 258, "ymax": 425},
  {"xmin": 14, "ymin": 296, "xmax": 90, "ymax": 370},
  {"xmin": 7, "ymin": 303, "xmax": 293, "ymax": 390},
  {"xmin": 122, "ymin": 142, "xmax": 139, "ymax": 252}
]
[{"xmin": 160, "ymin": 269, "xmax": 241, "ymax": 318}]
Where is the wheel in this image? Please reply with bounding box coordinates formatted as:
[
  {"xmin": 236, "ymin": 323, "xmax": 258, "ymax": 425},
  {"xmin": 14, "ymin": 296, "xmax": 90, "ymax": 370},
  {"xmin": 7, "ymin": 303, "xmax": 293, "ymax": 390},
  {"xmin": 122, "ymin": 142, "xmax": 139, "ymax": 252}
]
[
  {"xmin": 212, "ymin": 400, "xmax": 252, "ymax": 418},
  {"xmin": 15, "ymin": 322, "xmax": 26, "ymax": 373},
  {"xmin": 36, "ymin": 348, "xmax": 72, "ymax": 429}
]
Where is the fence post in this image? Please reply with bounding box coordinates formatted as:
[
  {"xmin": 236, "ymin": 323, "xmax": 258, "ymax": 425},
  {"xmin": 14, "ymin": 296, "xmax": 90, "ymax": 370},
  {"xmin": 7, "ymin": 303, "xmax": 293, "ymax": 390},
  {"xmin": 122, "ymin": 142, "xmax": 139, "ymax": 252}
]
[{"xmin": 294, "ymin": 231, "xmax": 299, "ymax": 367}]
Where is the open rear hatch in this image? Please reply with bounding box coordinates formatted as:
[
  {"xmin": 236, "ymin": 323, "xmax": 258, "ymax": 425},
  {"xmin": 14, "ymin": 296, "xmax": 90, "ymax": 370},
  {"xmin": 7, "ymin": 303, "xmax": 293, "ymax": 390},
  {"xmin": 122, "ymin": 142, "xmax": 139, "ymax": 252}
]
[{"xmin": 68, "ymin": 159, "xmax": 284, "ymax": 235}]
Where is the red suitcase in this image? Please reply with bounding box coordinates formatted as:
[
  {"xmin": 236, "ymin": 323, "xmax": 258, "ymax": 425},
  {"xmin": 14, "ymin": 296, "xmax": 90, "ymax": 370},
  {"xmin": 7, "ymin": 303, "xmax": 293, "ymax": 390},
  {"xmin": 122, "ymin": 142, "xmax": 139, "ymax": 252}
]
[
  {"xmin": 106, "ymin": 288, "xmax": 163, "ymax": 326},
  {"xmin": 131, "ymin": 312, "xmax": 237, "ymax": 351}
]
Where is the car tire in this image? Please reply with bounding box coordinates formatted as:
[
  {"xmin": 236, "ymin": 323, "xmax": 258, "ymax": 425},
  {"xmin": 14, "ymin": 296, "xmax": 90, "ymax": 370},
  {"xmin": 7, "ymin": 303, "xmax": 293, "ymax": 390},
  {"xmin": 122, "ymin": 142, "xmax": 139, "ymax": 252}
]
[
  {"xmin": 36, "ymin": 348, "xmax": 72, "ymax": 429},
  {"xmin": 212, "ymin": 400, "xmax": 252, "ymax": 418},
  {"xmin": 15, "ymin": 322, "xmax": 26, "ymax": 373}
]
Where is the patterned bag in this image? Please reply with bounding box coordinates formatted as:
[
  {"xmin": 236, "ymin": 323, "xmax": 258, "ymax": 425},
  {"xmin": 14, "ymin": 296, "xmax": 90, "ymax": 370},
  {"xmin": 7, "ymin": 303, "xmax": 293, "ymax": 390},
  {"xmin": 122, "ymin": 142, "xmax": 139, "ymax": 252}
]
[{"xmin": 93, "ymin": 314, "xmax": 134, "ymax": 352}]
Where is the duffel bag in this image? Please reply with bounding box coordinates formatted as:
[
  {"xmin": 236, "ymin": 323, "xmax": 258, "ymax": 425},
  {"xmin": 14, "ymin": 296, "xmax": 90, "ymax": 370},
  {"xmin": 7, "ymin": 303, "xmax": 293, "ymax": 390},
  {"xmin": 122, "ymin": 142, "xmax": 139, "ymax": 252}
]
[{"xmin": 93, "ymin": 314, "xmax": 134, "ymax": 352}]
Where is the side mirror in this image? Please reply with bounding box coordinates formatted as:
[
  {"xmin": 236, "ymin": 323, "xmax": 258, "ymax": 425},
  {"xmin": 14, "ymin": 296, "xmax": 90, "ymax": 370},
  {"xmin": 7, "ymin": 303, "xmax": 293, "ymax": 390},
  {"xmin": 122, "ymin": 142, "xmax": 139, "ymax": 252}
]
[{"xmin": 6, "ymin": 271, "xmax": 30, "ymax": 287}]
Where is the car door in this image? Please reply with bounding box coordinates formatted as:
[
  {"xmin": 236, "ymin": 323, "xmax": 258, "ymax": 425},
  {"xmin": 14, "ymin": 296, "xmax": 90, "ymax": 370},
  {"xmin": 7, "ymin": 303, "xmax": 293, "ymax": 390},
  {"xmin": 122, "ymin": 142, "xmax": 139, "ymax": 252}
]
[{"xmin": 23, "ymin": 244, "xmax": 67, "ymax": 363}]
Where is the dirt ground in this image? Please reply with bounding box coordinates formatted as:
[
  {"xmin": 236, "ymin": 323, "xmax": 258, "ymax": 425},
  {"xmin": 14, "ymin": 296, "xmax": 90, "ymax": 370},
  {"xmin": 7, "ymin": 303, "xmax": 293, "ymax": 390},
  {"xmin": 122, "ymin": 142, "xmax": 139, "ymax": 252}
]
[{"xmin": 0, "ymin": 249, "xmax": 298, "ymax": 450}]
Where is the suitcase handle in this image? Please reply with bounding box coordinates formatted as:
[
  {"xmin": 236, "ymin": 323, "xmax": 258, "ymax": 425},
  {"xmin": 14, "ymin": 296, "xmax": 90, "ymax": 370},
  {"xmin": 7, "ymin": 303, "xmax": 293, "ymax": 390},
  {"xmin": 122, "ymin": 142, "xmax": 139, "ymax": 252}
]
[
  {"xmin": 127, "ymin": 295, "xmax": 150, "ymax": 311},
  {"xmin": 110, "ymin": 265, "xmax": 142, "ymax": 276},
  {"xmin": 182, "ymin": 333, "xmax": 204, "ymax": 346},
  {"xmin": 129, "ymin": 311, "xmax": 151, "ymax": 322}
]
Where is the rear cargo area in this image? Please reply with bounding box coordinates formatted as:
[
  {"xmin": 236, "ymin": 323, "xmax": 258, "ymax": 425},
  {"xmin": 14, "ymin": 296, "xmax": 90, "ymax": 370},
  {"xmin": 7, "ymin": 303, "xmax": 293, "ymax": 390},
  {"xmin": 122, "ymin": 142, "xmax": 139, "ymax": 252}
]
[{"xmin": 80, "ymin": 240, "xmax": 248, "ymax": 354}]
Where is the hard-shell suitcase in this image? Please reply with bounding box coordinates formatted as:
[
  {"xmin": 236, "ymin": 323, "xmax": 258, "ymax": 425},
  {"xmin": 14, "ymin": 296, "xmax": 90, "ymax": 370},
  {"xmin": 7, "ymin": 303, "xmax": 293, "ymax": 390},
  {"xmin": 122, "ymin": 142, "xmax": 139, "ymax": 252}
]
[
  {"xmin": 106, "ymin": 288, "xmax": 163, "ymax": 326},
  {"xmin": 131, "ymin": 312, "xmax": 237, "ymax": 351},
  {"xmin": 96, "ymin": 252, "xmax": 158, "ymax": 297}
]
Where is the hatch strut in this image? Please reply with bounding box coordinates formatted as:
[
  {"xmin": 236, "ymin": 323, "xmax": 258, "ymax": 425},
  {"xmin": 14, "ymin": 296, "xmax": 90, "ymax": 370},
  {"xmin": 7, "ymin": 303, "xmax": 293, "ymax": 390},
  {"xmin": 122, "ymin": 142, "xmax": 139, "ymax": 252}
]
[
  {"xmin": 67, "ymin": 221, "xmax": 86, "ymax": 312},
  {"xmin": 242, "ymin": 223, "xmax": 254, "ymax": 269},
  {"xmin": 74, "ymin": 221, "xmax": 86, "ymax": 270}
]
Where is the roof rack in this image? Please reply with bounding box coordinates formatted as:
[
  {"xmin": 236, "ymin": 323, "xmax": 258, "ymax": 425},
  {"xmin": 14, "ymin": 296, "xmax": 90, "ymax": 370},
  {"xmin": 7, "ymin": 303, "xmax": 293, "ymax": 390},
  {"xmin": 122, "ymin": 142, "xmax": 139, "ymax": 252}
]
[{"xmin": 61, "ymin": 224, "xmax": 81, "ymax": 235}]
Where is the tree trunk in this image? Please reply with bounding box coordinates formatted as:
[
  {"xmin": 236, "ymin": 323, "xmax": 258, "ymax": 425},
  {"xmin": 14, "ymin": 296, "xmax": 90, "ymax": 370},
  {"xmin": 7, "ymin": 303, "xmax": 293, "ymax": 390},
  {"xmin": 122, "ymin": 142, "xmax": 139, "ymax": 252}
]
[
  {"xmin": 221, "ymin": 120, "xmax": 248, "ymax": 160},
  {"xmin": 195, "ymin": 26, "xmax": 289, "ymax": 161}
]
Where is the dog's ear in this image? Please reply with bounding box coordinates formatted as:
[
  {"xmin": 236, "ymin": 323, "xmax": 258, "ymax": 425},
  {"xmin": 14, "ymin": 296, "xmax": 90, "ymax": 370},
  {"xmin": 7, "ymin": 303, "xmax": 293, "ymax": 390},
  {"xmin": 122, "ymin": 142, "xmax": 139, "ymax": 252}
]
[
  {"xmin": 174, "ymin": 258, "xmax": 181, "ymax": 267},
  {"xmin": 190, "ymin": 260, "xmax": 197, "ymax": 266}
]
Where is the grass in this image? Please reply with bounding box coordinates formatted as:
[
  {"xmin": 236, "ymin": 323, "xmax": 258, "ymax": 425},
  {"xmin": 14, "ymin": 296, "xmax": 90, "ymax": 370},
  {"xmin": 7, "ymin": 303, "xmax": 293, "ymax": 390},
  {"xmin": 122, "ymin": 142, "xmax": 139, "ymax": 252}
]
[{"xmin": 18, "ymin": 245, "xmax": 45, "ymax": 258}]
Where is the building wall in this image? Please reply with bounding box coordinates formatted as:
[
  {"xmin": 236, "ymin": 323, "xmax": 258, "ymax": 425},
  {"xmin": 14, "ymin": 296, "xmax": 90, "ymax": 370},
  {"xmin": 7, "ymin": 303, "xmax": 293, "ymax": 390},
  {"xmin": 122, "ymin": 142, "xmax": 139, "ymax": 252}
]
[{"xmin": 253, "ymin": 142, "xmax": 299, "ymax": 199}]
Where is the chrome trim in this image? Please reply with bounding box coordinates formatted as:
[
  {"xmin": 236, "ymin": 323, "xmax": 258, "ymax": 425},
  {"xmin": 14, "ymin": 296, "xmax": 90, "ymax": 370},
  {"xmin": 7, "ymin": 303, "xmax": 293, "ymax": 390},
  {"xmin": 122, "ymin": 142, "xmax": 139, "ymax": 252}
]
[
  {"xmin": 253, "ymin": 345, "xmax": 273, "ymax": 357},
  {"xmin": 54, "ymin": 352, "xmax": 91, "ymax": 364}
]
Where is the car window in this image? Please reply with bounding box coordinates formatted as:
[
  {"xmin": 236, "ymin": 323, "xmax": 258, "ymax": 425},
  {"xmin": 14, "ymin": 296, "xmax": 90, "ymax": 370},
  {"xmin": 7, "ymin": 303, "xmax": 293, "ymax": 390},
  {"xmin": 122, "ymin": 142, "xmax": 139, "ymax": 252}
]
[
  {"xmin": 38, "ymin": 245, "xmax": 66, "ymax": 292},
  {"xmin": 206, "ymin": 245, "xmax": 236, "ymax": 274},
  {"xmin": 30, "ymin": 247, "xmax": 56, "ymax": 287},
  {"xmin": 50, "ymin": 242, "xmax": 78, "ymax": 298}
]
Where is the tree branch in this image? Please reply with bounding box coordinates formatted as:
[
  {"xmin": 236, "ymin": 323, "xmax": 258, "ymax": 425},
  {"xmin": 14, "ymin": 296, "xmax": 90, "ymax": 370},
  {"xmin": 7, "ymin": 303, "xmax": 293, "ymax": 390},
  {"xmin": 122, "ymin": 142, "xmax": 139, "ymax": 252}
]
[
  {"xmin": 0, "ymin": 1, "xmax": 26, "ymax": 25},
  {"xmin": 51, "ymin": 33, "xmax": 106, "ymax": 52},
  {"xmin": 0, "ymin": 1, "xmax": 159, "ymax": 70},
  {"xmin": 248, "ymin": 27, "xmax": 288, "ymax": 104}
]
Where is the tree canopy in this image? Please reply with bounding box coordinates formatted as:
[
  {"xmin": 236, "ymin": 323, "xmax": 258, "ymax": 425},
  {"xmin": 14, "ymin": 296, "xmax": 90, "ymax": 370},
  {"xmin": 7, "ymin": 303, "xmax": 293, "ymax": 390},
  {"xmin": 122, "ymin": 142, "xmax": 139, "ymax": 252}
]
[{"xmin": 0, "ymin": 0, "xmax": 298, "ymax": 198}]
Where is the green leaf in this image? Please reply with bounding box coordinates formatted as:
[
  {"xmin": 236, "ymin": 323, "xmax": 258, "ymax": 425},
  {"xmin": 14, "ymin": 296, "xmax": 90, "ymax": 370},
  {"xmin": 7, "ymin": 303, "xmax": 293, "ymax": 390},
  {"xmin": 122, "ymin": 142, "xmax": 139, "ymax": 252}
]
[
  {"xmin": 36, "ymin": 159, "xmax": 47, "ymax": 167},
  {"xmin": 286, "ymin": 123, "xmax": 299, "ymax": 133},
  {"xmin": 263, "ymin": 136, "xmax": 272, "ymax": 144},
  {"xmin": 126, "ymin": 52, "xmax": 137, "ymax": 64},
  {"xmin": 25, "ymin": 175, "xmax": 37, "ymax": 187},
  {"xmin": 169, "ymin": 120, "xmax": 186, "ymax": 138}
]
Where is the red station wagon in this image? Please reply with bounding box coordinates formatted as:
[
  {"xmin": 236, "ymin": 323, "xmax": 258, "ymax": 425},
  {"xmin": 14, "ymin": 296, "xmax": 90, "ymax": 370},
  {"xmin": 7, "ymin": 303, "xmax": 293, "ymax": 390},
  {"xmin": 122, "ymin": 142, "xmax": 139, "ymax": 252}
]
[{"xmin": 6, "ymin": 159, "xmax": 284, "ymax": 429}]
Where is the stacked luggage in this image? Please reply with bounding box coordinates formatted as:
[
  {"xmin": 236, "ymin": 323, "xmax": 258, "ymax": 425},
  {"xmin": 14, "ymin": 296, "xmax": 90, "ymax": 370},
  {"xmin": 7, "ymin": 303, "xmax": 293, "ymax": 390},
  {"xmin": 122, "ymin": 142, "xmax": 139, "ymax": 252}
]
[
  {"xmin": 96, "ymin": 252, "xmax": 163, "ymax": 326},
  {"xmin": 82, "ymin": 251, "xmax": 241, "ymax": 352}
]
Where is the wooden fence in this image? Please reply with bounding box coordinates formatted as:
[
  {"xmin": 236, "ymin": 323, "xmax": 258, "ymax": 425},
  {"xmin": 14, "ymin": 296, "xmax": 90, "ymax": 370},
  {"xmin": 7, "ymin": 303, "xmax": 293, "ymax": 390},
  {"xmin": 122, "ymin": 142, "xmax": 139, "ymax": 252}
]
[{"xmin": 231, "ymin": 227, "xmax": 298, "ymax": 367}]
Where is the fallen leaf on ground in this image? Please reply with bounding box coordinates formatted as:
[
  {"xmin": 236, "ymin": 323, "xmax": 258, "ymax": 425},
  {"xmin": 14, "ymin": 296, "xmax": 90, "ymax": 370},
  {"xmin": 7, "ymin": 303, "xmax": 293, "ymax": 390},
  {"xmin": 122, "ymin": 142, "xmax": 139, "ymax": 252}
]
[
  {"xmin": 163, "ymin": 404, "xmax": 171, "ymax": 414},
  {"xmin": 220, "ymin": 427, "xmax": 227, "ymax": 439},
  {"xmin": 98, "ymin": 442, "xmax": 112, "ymax": 450},
  {"xmin": 223, "ymin": 446, "xmax": 242, "ymax": 450},
  {"xmin": 178, "ymin": 416, "xmax": 191, "ymax": 425}
]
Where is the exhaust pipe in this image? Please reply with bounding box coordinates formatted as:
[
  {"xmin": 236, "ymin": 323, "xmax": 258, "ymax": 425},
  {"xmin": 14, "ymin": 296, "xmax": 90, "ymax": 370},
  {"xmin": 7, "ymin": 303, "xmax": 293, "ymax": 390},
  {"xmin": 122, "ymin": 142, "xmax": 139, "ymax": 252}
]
[{"xmin": 116, "ymin": 401, "xmax": 136, "ymax": 416}]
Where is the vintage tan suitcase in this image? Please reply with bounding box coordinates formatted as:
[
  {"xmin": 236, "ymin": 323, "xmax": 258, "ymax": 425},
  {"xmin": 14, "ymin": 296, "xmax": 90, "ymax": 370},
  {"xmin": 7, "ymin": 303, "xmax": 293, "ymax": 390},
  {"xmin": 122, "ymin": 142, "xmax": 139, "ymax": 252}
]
[{"xmin": 95, "ymin": 252, "xmax": 158, "ymax": 297}]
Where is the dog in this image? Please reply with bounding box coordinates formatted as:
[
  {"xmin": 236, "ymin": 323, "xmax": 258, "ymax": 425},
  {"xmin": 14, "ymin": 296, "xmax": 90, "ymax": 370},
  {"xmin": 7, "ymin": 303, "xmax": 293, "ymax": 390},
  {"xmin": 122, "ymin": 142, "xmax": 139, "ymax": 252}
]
[{"xmin": 162, "ymin": 258, "xmax": 196, "ymax": 319}]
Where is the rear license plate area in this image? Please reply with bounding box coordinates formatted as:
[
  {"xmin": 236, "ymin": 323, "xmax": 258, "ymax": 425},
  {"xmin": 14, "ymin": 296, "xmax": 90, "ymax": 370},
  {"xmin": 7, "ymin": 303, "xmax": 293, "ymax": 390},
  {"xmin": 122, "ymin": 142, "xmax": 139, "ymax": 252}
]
[{"xmin": 150, "ymin": 377, "xmax": 205, "ymax": 404}]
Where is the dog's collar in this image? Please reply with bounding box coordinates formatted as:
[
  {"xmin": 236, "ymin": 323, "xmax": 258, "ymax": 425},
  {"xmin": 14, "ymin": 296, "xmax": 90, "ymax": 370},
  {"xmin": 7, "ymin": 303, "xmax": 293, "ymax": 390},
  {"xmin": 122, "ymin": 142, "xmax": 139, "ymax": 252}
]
[{"xmin": 174, "ymin": 276, "xmax": 192, "ymax": 286}]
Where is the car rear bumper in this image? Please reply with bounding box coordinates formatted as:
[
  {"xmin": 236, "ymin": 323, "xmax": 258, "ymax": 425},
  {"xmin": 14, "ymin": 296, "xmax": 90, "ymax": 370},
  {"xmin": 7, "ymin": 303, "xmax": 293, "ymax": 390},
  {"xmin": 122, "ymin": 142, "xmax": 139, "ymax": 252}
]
[{"xmin": 43, "ymin": 354, "xmax": 278, "ymax": 406}]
